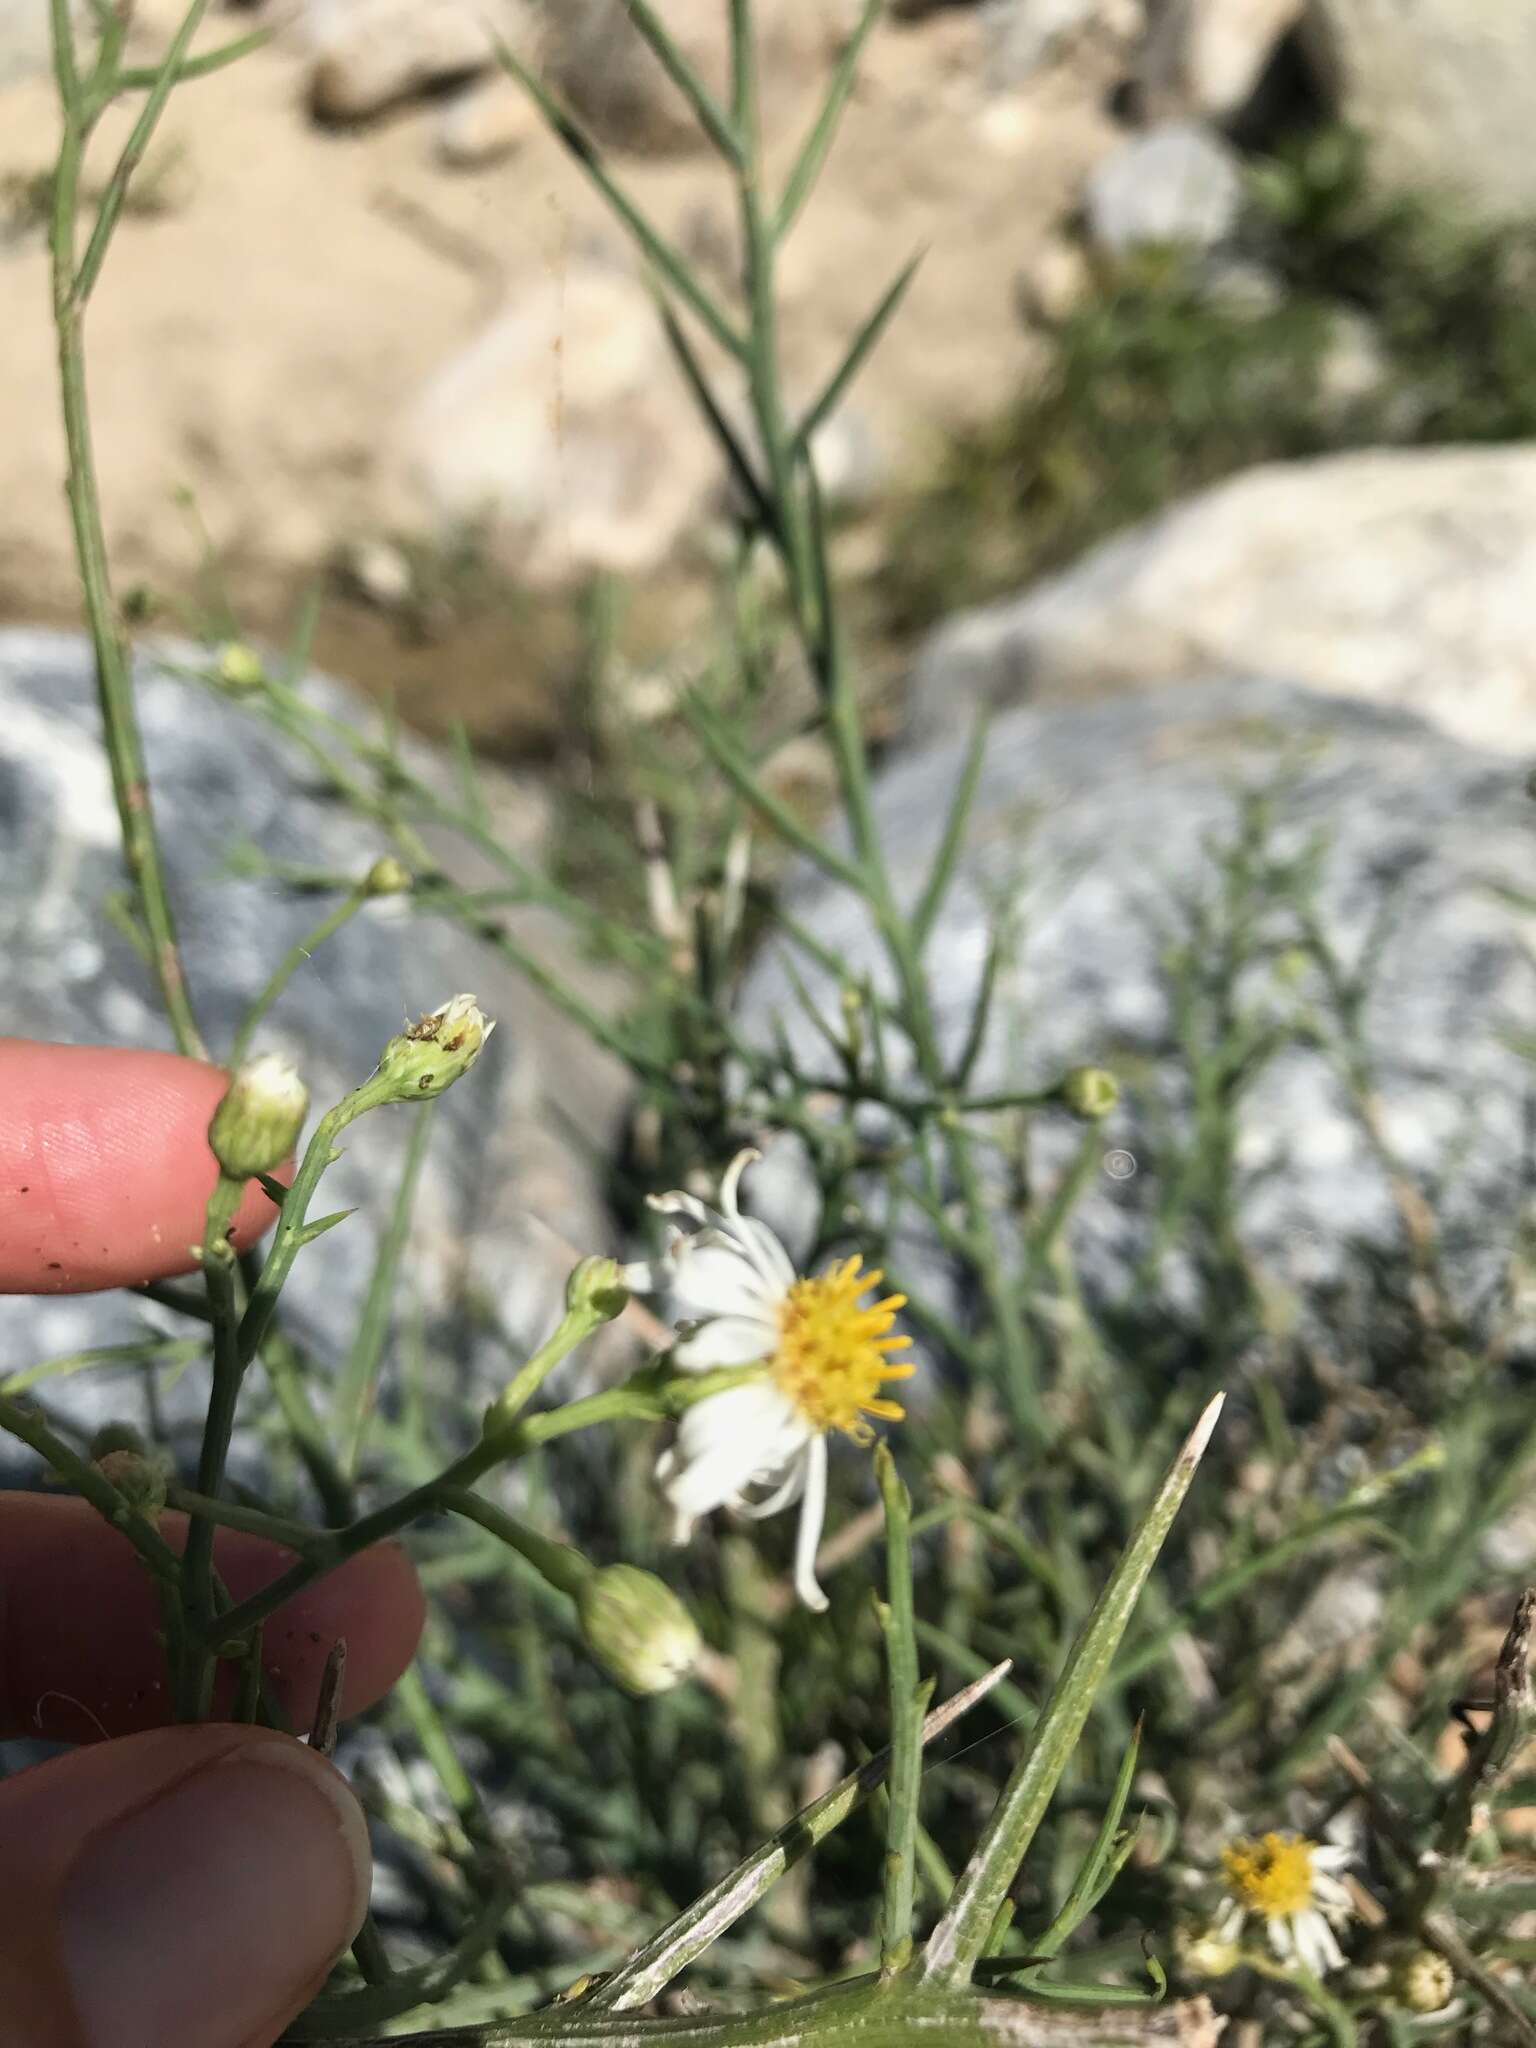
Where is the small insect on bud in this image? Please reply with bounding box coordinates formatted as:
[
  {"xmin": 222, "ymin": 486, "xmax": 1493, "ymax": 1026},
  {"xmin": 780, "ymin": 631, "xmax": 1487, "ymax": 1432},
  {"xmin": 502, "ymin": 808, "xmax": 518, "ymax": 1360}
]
[
  {"xmin": 214, "ymin": 642, "xmax": 267, "ymax": 694},
  {"xmin": 577, "ymin": 1565, "xmax": 702, "ymax": 1696},
  {"xmin": 1059, "ymin": 1064, "xmax": 1120, "ymax": 1121},
  {"xmin": 94, "ymin": 1449, "xmax": 168, "ymax": 1524},
  {"xmin": 565, "ymin": 1255, "xmax": 630, "ymax": 1325},
  {"xmin": 1394, "ymin": 1948, "xmax": 1455, "ymax": 2015},
  {"xmin": 208, "ymin": 1055, "xmax": 309, "ymax": 1181},
  {"xmin": 374, "ymin": 994, "xmax": 494, "ymax": 1102},
  {"xmin": 364, "ymin": 855, "xmax": 413, "ymax": 897}
]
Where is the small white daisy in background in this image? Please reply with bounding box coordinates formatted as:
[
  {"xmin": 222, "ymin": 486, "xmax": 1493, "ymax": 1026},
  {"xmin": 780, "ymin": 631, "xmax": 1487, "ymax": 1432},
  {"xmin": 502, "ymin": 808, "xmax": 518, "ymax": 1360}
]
[
  {"xmin": 1215, "ymin": 1830, "xmax": 1355, "ymax": 1978},
  {"xmin": 627, "ymin": 1150, "xmax": 914, "ymax": 1612}
]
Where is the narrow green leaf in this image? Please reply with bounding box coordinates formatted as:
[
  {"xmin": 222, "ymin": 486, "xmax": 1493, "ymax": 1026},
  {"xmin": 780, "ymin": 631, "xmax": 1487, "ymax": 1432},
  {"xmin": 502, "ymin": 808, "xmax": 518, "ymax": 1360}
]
[
  {"xmin": 951, "ymin": 923, "xmax": 1004, "ymax": 1092},
  {"xmin": 775, "ymin": 0, "xmax": 883, "ymax": 240},
  {"xmin": 492, "ymin": 36, "xmax": 746, "ymax": 361},
  {"xmin": 335, "ymin": 1102, "xmax": 436, "ymax": 1476},
  {"xmin": 111, "ymin": 23, "xmax": 270, "ymax": 94},
  {"xmin": 621, "ymin": 0, "xmax": 742, "ymax": 160},
  {"xmin": 877, "ymin": 1443, "xmax": 930, "ymax": 1976},
  {"xmin": 586, "ymin": 1659, "xmax": 1013, "ymax": 2012},
  {"xmin": 914, "ymin": 714, "xmax": 990, "ymax": 947},
  {"xmin": 1025, "ymin": 1721, "xmax": 1144, "ymax": 1965},
  {"xmin": 920, "ymin": 1395, "xmax": 1225, "ymax": 1987},
  {"xmin": 296, "ymin": 1207, "xmax": 356, "ymax": 1247},
  {"xmin": 683, "ymin": 692, "xmax": 866, "ymax": 891},
  {"xmin": 793, "ymin": 250, "xmax": 922, "ymax": 454},
  {"xmin": 650, "ymin": 287, "xmax": 777, "ymax": 540}
]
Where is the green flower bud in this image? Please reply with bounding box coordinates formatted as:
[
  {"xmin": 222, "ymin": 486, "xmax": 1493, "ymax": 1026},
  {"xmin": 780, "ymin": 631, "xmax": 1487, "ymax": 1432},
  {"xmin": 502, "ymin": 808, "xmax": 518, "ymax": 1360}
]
[
  {"xmin": 1394, "ymin": 1949, "xmax": 1455, "ymax": 2014},
  {"xmin": 374, "ymin": 994, "xmax": 494, "ymax": 1101},
  {"xmin": 95, "ymin": 1448, "xmax": 168, "ymax": 1523},
  {"xmin": 208, "ymin": 1055, "xmax": 309, "ymax": 1180},
  {"xmin": 577, "ymin": 1565, "xmax": 702, "ymax": 1696},
  {"xmin": 214, "ymin": 641, "xmax": 267, "ymax": 694},
  {"xmin": 566, "ymin": 1255, "xmax": 629, "ymax": 1325},
  {"xmin": 364, "ymin": 855, "xmax": 413, "ymax": 897},
  {"xmin": 1059, "ymin": 1065, "xmax": 1120, "ymax": 1120}
]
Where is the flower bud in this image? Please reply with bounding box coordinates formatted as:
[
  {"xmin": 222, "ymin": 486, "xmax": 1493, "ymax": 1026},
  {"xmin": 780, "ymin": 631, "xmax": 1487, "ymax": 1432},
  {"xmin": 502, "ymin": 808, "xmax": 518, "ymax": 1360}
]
[
  {"xmin": 94, "ymin": 1448, "xmax": 168, "ymax": 1523},
  {"xmin": 566, "ymin": 1255, "xmax": 629, "ymax": 1325},
  {"xmin": 1394, "ymin": 1949, "xmax": 1455, "ymax": 2014},
  {"xmin": 374, "ymin": 994, "xmax": 494, "ymax": 1101},
  {"xmin": 577, "ymin": 1565, "xmax": 702, "ymax": 1696},
  {"xmin": 208, "ymin": 1055, "xmax": 309, "ymax": 1180},
  {"xmin": 214, "ymin": 642, "xmax": 266, "ymax": 694},
  {"xmin": 364, "ymin": 855, "xmax": 413, "ymax": 897},
  {"xmin": 1059, "ymin": 1064, "xmax": 1120, "ymax": 1121}
]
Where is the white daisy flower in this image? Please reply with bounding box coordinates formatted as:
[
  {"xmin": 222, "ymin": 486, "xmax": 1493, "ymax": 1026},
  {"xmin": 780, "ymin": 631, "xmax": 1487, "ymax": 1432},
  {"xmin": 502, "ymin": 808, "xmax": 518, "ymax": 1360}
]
[
  {"xmin": 627, "ymin": 1150, "xmax": 914, "ymax": 1612},
  {"xmin": 1215, "ymin": 1831, "xmax": 1355, "ymax": 1979}
]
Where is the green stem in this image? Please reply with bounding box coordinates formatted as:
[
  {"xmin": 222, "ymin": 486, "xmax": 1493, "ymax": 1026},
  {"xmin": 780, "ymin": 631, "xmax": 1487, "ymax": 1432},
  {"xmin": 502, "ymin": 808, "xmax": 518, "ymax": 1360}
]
[
  {"xmin": 877, "ymin": 1445, "xmax": 929, "ymax": 1979},
  {"xmin": 230, "ymin": 887, "xmax": 368, "ymax": 1065},
  {"xmin": 48, "ymin": 0, "xmax": 206, "ymax": 1059},
  {"xmin": 439, "ymin": 1489, "xmax": 594, "ymax": 1602},
  {"xmin": 178, "ymin": 1170, "xmax": 248, "ymax": 1718}
]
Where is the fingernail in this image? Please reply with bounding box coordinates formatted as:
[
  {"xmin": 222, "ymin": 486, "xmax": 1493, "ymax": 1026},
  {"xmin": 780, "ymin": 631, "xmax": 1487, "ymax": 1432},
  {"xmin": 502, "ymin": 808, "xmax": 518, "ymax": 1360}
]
[{"xmin": 61, "ymin": 1740, "xmax": 370, "ymax": 2048}]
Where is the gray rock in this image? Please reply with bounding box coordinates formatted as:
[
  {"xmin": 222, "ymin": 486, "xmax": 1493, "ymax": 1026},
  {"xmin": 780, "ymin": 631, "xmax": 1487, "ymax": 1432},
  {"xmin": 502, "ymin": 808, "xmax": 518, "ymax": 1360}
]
[
  {"xmin": 0, "ymin": 628, "xmax": 621, "ymax": 1473},
  {"xmin": 1084, "ymin": 119, "xmax": 1242, "ymax": 254},
  {"xmin": 738, "ymin": 677, "xmax": 1536, "ymax": 1368},
  {"xmin": 907, "ymin": 445, "xmax": 1536, "ymax": 759}
]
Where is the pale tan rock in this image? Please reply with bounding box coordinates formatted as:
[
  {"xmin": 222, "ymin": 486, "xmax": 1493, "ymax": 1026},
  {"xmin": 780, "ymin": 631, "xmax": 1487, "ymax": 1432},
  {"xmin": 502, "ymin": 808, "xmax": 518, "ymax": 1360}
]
[
  {"xmin": 385, "ymin": 264, "xmax": 718, "ymax": 590},
  {"xmin": 435, "ymin": 71, "xmax": 540, "ymax": 167},
  {"xmin": 910, "ymin": 444, "xmax": 1536, "ymax": 757},
  {"xmin": 1307, "ymin": 0, "xmax": 1536, "ymax": 224},
  {"xmin": 1184, "ymin": 0, "xmax": 1305, "ymax": 117},
  {"xmin": 305, "ymin": 0, "xmax": 537, "ymax": 122}
]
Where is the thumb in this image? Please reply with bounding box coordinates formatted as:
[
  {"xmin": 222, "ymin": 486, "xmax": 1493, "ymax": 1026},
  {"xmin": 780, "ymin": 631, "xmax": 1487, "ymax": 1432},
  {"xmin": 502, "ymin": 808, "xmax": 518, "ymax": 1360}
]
[{"xmin": 0, "ymin": 1724, "xmax": 371, "ymax": 2048}]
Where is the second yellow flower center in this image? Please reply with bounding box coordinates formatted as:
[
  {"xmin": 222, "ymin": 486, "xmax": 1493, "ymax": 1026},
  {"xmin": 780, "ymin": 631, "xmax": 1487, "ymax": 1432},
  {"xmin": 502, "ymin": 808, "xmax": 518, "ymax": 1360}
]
[
  {"xmin": 1222, "ymin": 1833, "xmax": 1319, "ymax": 1920},
  {"xmin": 773, "ymin": 1256, "xmax": 913, "ymax": 1438}
]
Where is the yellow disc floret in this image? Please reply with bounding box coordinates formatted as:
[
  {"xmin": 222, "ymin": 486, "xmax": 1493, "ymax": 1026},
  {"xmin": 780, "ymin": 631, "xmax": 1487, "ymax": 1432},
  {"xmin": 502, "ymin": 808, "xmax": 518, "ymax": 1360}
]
[
  {"xmin": 773, "ymin": 1255, "xmax": 914, "ymax": 1439},
  {"xmin": 1222, "ymin": 1834, "xmax": 1320, "ymax": 1920}
]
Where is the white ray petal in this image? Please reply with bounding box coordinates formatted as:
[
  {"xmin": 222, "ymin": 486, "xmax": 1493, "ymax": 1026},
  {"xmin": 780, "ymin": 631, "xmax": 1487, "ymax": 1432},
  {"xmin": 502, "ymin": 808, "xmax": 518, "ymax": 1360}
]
[
  {"xmin": 792, "ymin": 1433, "xmax": 830, "ymax": 1612},
  {"xmin": 669, "ymin": 1241, "xmax": 781, "ymax": 1319},
  {"xmin": 673, "ymin": 1314, "xmax": 777, "ymax": 1370}
]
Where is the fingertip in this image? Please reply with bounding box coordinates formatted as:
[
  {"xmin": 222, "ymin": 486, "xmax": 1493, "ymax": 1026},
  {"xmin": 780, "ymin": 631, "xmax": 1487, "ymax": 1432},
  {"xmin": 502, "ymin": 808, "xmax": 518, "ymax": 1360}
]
[{"xmin": 0, "ymin": 1041, "xmax": 288, "ymax": 1292}]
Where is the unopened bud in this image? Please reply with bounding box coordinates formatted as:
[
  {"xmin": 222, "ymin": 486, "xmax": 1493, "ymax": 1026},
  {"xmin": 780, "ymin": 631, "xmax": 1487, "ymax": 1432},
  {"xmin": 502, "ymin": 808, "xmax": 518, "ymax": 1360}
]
[
  {"xmin": 566, "ymin": 1255, "xmax": 629, "ymax": 1325},
  {"xmin": 1059, "ymin": 1065, "xmax": 1120, "ymax": 1121},
  {"xmin": 1394, "ymin": 1949, "xmax": 1455, "ymax": 2015},
  {"xmin": 215, "ymin": 642, "xmax": 266, "ymax": 694},
  {"xmin": 364, "ymin": 855, "xmax": 413, "ymax": 897},
  {"xmin": 208, "ymin": 1055, "xmax": 309, "ymax": 1179},
  {"xmin": 375, "ymin": 994, "xmax": 494, "ymax": 1101},
  {"xmin": 577, "ymin": 1565, "xmax": 702, "ymax": 1696},
  {"xmin": 94, "ymin": 1448, "xmax": 168, "ymax": 1523}
]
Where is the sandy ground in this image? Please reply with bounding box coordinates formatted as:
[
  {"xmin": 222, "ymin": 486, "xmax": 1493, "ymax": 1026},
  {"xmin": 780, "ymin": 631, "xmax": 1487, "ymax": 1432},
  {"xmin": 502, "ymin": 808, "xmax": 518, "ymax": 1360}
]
[{"xmin": 0, "ymin": 3, "xmax": 1119, "ymax": 742}]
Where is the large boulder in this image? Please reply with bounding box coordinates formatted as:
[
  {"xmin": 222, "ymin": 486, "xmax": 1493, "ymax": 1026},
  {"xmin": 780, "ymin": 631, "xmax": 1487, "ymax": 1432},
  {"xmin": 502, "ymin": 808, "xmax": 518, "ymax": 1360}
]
[
  {"xmin": 908, "ymin": 445, "xmax": 1536, "ymax": 757},
  {"xmin": 1301, "ymin": 0, "xmax": 1536, "ymax": 226},
  {"xmin": 739, "ymin": 675, "xmax": 1536, "ymax": 1371},
  {"xmin": 0, "ymin": 628, "xmax": 623, "ymax": 1463}
]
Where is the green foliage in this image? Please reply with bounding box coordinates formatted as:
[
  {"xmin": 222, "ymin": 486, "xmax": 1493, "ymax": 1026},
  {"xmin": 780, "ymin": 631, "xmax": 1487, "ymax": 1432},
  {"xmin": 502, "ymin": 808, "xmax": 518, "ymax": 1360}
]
[
  {"xmin": 881, "ymin": 125, "xmax": 1536, "ymax": 637},
  {"xmin": 15, "ymin": 10, "xmax": 1536, "ymax": 2047}
]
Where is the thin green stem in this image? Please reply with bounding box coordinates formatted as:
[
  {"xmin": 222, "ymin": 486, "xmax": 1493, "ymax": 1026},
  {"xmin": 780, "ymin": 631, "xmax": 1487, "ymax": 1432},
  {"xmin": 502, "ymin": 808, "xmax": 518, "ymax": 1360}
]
[
  {"xmin": 877, "ymin": 1444, "xmax": 929, "ymax": 1979},
  {"xmin": 179, "ymin": 1171, "xmax": 248, "ymax": 1718},
  {"xmin": 48, "ymin": 0, "xmax": 206, "ymax": 1058},
  {"xmin": 230, "ymin": 887, "xmax": 368, "ymax": 1066}
]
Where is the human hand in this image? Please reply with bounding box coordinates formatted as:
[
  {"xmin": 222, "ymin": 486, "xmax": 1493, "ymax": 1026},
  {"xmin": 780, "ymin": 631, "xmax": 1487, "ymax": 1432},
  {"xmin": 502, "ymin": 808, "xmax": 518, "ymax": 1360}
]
[{"xmin": 0, "ymin": 1040, "xmax": 426, "ymax": 2047}]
